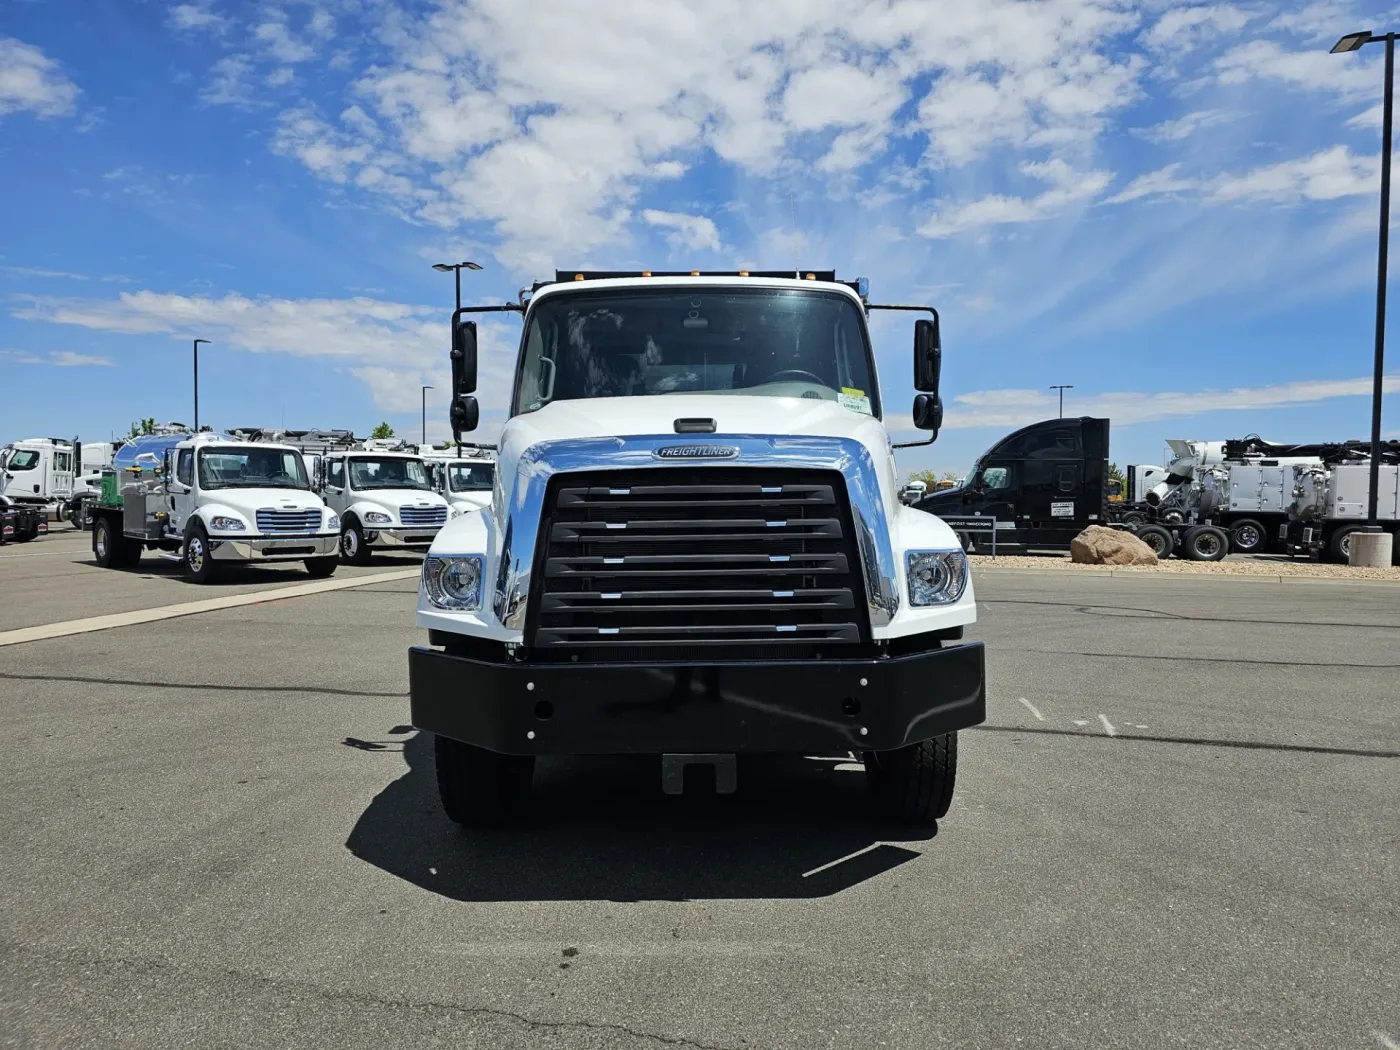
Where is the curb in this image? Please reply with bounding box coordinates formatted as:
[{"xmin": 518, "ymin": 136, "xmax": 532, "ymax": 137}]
[{"xmin": 970, "ymin": 566, "xmax": 1399, "ymax": 586}]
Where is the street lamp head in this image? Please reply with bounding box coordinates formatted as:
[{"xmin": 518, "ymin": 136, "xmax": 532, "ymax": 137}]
[
  {"xmin": 194, "ymin": 338, "xmax": 211, "ymax": 346},
  {"xmin": 1331, "ymin": 31, "xmax": 1373, "ymax": 53},
  {"xmin": 432, "ymin": 263, "xmax": 454, "ymax": 272},
  {"xmin": 462, "ymin": 261, "xmax": 483, "ymax": 271}
]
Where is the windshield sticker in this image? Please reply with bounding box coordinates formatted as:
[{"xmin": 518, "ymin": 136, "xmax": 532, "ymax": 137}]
[{"xmin": 838, "ymin": 388, "xmax": 872, "ymax": 416}]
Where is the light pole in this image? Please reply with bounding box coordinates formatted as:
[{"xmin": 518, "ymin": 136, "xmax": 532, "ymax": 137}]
[
  {"xmin": 1049, "ymin": 384, "xmax": 1073, "ymax": 418},
  {"xmin": 431, "ymin": 260, "xmax": 483, "ymax": 311},
  {"xmin": 1332, "ymin": 30, "xmax": 1391, "ymax": 534},
  {"xmin": 193, "ymin": 338, "xmax": 211, "ymax": 432},
  {"xmin": 421, "ymin": 385, "xmax": 433, "ymax": 445}
]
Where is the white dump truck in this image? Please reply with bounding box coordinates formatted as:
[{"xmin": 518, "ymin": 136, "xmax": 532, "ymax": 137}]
[
  {"xmin": 316, "ymin": 448, "xmax": 450, "ymax": 563},
  {"xmin": 89, "ymin": 432, "xmax": 339, "ymax": 582},
  {"xmin": 408, "ymin": 269, "xmax": 985, "ymax": 827}
]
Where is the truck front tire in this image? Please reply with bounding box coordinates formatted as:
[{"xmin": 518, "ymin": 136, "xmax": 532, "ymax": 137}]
[
  {"xmin": 340, "ymin": 521, "xmax": 372, "ymax": 565},
  {"xmin": 1182, "ymin": 525, "xmax": 1228, "ymax": 562},
  {"xmin": 434, "ymin": 735, "xmax": 534, "ymax": 827},
  {"xmin": 183, "ymin": 524, "xmax": 221, "ymax": 584},
  {"xmin": 863, "ymin": 733, "xmax": 958, "ymax": 824},
  {"xmin": 304, "ymin": 556, "xmax": 338, "ymax": 578},
  {"xmin": 93, "ymin": 517, "xmax": 116, "ymax": 567}
]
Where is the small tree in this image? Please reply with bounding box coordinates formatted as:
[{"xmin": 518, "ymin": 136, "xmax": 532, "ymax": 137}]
[
  {"xmin": 127, "ymin": 418, "xmax": 156, "ymax": 439},
  {"xmin": 940, "ymin": 470, "xmax": 960, "ymax": 483},
  {"xmin": 906, "ymin": 468, "xmax": 939, "ymax": 488},
  {"xmin": 370, "ymin": 421, "xmax": 395, "ymax": 440}
]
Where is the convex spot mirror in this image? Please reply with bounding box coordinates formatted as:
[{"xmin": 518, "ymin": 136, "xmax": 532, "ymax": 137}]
[
  {"xmin": 914, "ymin": 317, "xmax": 941, "ymax": 394},
  {"xmin": 451, "ymin": 395, "xmax": 479, "ymax": 440},
  {"xmin": 912, "ymin": 393, "xmax": 942, "ymax": 436}
]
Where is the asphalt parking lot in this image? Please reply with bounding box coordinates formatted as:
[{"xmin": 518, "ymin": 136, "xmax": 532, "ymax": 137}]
[{"xmin": 1, "ymin": 530, "xmax": 1397, "ymax": 1049}]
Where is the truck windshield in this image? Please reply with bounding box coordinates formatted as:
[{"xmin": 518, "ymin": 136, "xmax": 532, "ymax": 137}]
[
  {"xmin": 349, "ymin": 457, "xmax": 432, "ymax": 491},
  {"xmin": 198, "ymin": 448, "xmax": 310, "ymax": 489},
  {"xmin": 448, "ymin": 462, "xmax": 493, "ymax": 492},
  {"xmin": 4, "ymin": 450, "xmax": 39, "ymax": 471},
  {"xmin": 514, "ymin": 287, "xmax": 879, "ymax": 417}
]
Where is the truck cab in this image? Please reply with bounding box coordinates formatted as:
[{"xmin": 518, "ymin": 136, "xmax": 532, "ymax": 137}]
[
  {"xmin": 408, "ymin": 270, "xmax": 985, "ymax": 827},
  {"xmin": 0, "ymin": 438, "xmax": 76, "ymax": 519},
  {"xmin": 441, "ymin": 457, "xmax": 495, "ymax": 515},
  {"xmin": 89, "ymin": 433, "xmax": 339, "ymax": 582},
  {"xmin": 916, "ymin": 417, "xmax": 1108, "ymax": 551},
  {"xmin": 317, "ymin": 450, "xmax": 449, "ymax": 563}
]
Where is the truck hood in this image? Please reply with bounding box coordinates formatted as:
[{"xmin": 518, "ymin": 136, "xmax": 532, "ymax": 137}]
[
  {"xmin": 208, "ymin": 489, "xmax": 325, "ymax": 516},
  {"xmin": 349, "ymin": 489, "xmax": 448, "ymax": 510}
]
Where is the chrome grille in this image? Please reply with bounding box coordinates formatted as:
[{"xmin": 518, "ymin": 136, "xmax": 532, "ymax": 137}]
[
  {"xmin": 529, "ymin": 468, "xmax": 867, "ymax": 660},
  {"xmin": 255, "ymin": 509, "xmax": 322, "ymax": 534},
  {"xmin": 400, "ymin": 505, "xmax": 447, "ymax": 526}
]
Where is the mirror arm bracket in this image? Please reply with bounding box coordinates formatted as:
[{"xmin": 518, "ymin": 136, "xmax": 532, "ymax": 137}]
[{"xmin": 892, "ymin": 434, "xmax": 937, "ymax": 450}]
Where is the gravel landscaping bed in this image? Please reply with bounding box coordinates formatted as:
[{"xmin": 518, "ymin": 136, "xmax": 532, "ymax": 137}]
[{"xmin": 969, "ymin": 553, "xmax": 1400, "ymax": 580}]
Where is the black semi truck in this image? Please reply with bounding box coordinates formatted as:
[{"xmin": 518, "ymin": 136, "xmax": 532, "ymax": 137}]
[
  {"xmin": 913, "ymin": 417, "xmax": 1209, "ymax": 558},
  {"xmin": 914, "ymin": 417, "xmax": 1112, "ymax": 553}
]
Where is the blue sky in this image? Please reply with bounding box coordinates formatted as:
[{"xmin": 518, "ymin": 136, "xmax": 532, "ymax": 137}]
[{"xmin": 2, "ymin": 0, "xmax": 1398, "ymax": 476}]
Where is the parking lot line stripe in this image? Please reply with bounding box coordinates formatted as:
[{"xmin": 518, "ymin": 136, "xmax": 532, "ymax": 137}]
[
  {"xmin": 1098, "ymin": 714, "xmax": 1117, "ymax": 737},
  {"xmin": 0, "ymin": 568, "xmax": 421, "ymax": 648},
  {"xmin": 1016, "ymin": 697, "xmax": 1045, "ymax": 721}
]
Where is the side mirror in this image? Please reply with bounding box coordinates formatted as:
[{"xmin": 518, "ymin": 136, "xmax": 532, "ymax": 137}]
[
  {"xmin": 914, "ymin": 317, "xmax": 941, "ymax": 393},
  {"xmin": 912, "ymin": 393, "xmax": 942, "ymax": 436},
  {"xmin": 450, "ymin": 395, "xmax": 480, "ymax": 440},
  {"xmin": 451, "ymin": 318, "xmax": 478, "ymax": 395}
]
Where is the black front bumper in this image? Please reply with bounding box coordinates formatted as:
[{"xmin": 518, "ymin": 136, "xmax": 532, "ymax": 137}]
[{"xmin": 409, "ymin": 642, "xmax": 985, "ymax": 755}]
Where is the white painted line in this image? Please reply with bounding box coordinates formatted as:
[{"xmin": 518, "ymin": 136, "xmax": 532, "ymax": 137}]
[
  {"xmin": 1373, "ymin": 1031, "xmax": 1400, "ymax": 1050},
  {"xmin": 1016, "ymin": 697, "xmax": 1045, "ymax": 721},
  {"xmin": 0, "ymin": 548, "xmax": 87, "ymax": 559},
  {"xmin": 802, "ymin": 843, "xmax": 881, "ymax": 879},
  {"xmin": 0, "ymin": 568, "xmax": 421, "ymax": 648},
  {"xmin": 1073, "ymin": 719, "xmax": 1089, "ymax": 727},
  {"xmin": 1098, "ymin": 714, "xmax": 1117, "ymax": 737}
]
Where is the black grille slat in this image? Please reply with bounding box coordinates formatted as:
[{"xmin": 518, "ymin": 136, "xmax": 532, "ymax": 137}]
[{"xmin": 528, "ymin": 467, "xmax": 868, "ymax": 661}]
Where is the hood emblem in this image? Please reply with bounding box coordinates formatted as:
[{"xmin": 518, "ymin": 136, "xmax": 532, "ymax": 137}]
[{"xmin": 654, "ymin": 445, "xmax": 740, "ymax": 460}]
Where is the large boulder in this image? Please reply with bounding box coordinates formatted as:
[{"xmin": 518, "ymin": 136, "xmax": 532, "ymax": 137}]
[{"xmin": 1070, "ymin": 525, "xmax": 1158, "ymax": 566}]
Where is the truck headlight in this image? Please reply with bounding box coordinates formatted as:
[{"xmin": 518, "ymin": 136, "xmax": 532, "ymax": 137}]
[
  {"xmin": 326, "ymin": 513, "xmax": 340, "ymax": 531},
  {"xmin": 363, "ymin": 511, "xmax": 393, "ymax": 525},
  {"xmin": 209, "ymin": 516, "xmax": 246, "ymax": 532},
  {"xmin": 422, "ymin": 555, "xmax": 483, "ymax": 610},
  {"xmin": 906, "ymin": 550, "xmax": 967, "ymax": 606}
]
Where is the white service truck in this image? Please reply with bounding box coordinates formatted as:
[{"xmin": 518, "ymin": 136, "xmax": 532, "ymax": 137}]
[
  {"xmin": 0, "ymin": 438, "xmax": 77, "ymax": 520},
  {"xmin": 316, "ymin": 450, "xmax": 450, "ymax": 563},
  {"xmin": 1283, "ymin": 444, "xmax": 1400, "ymax": 562},
  {"xmin": 89, "ymin": 432, "xmax": 340, "ymax": 582},
  {"xmin": 408, "ymin": 269, "xmax": 985, "ymax": 827}
]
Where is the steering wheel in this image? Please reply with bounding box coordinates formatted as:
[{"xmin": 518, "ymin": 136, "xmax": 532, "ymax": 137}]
[{"xmin": 761, "ymin": 369, "xmax": 826, "ymax": 386}]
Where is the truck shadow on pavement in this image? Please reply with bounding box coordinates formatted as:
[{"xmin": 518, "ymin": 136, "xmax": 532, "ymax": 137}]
[{"xmin": 346, "ymin": 731, "xmax": 935, "ymax": 902}]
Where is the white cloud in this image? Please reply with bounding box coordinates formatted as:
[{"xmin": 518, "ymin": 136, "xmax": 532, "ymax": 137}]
[
  {"xmin": 1141, "ymin": 5, "xmax": 1250, "ymax": 52},
  {"xmin": 641, "ymin": 209, "xmax": 722, "ymax": 253},
  {"xmin": 201, "ymin": 54, "xmax": 259, "ymax": 106},
  {"xmin": 1106, "ymin": 164, "xmax": 1200, "ymax": 204},
  {"xmin": 1133, "ymin": 108, "xmax": 1235, "ymax": 143},
  {"xmin": 0, "ymin": 37, "xmax": 80, "ymax": 118},
  {"xmin": 940, "ymin": 374, "xmax": 1400, "ymax": 431},
  {"xmin": 1347, "ymin": 102, "xmax": 1382, "ymax": 128},
  {"xmin": 272, "ymin": 104, "xmax": 374, "ymax": 182},
  {"xmin": 1, "ymin": 265, "xmax": 88, "ymax": 280},
  {"xmin": 216, "ymin": 0, "xmax": 1149, "ymax": 270},
  {"xmin": 169, "ymin": 3, "xmax": 227, "ymax": 33},
  {"xmin": 254, "ymin": 20, "xmax": 315, "ymax": 64},
  {"xmin": 1215, "ymin": 39, "xmax": 1379, "ymax": 99},
  {"xmin": 11, "ymin": 290, "xmax": 517, "ymax": 414},
  {"xmin": 1209, "ymin": 145, "xmax": 1377, "ymax": 203},
  {"xmin": 919, "ymin": 158, "xmax": 1113, "ymax": 238},
  {"xmin": 0, "ymin": 349, "xmax": 113, "ymax": 367}
]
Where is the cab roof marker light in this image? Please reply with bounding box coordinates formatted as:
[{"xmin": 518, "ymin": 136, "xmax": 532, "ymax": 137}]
[
  {"xmin": 805, "ymin": 273, "xmax": 816, "ymax": 280},
  {"xmin": 574, "ymin": 273, "xmax": 585, "ymax": 281},
  {"xmin": 691, "ymin": 270, "xmax": 700, "ymax": 276},
  {"xmin": 641, "ymin": 271, "xmax": 651, "ymax": 276}
]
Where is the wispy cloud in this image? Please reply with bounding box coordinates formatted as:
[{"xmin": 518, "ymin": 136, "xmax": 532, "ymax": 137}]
[
  {"xmin": 2, "ymin": 265, "xmax": 88, "ymax": 281},
  {"xmin": 0, "ymin": 37, "xmax": 80, "ymax": 118},
  {"xmin": 1, "ymin": 348, "xmax": 113, "ymax": 367}
]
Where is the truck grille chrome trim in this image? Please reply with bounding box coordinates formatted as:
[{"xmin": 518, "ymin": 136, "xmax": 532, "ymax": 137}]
[
  {"xmin": 492, "ymin": 436, "xmax": 900, "ymax": 633},
  {"xmin": 255, "ymin": 509, "xmax": 323, "ymax": 534},
  {"xmin": 400, "ymin": 505, "xmax": 447, "ymax": 527}
]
